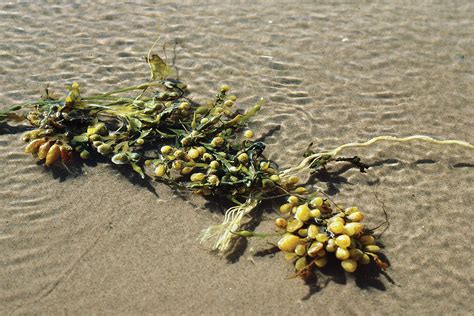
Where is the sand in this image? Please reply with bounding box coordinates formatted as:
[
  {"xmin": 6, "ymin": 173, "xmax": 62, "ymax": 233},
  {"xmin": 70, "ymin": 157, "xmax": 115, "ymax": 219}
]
[{"xmin": 1, "ymin": 1, "xmax": 473, "ymax": 315}]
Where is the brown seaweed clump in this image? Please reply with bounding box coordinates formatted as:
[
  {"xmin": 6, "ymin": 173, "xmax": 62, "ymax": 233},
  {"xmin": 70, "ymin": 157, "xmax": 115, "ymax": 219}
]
[{"xmin": 1, "ymin": 41, "xmax": 473, "ymax": 280}]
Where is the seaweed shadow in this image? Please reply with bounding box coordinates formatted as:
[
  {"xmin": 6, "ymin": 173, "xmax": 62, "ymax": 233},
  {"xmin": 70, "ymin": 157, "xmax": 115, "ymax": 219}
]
[
  {"xmin": 452, "ymin": 162, "xmax": 474, "ymax": 168},
  {"xmin": 36, "ymin": 156, "xmax": 86, "ymax": 183},
  {"xmin": 0, "ymin": 124, "xmax": 32, "ymax": 135},
  {"xmin": 303, "ymin": 258, "xmax": 394, "ymax": 300},
  {"xmin": 112, "ymin": 164, "xmax": 159, "ymax": 197},
  {"xmin": 256, "ymin": 125, "xmax": 282, "ymax": 143},
  {"xmin": 224, "ymin": 199, "xmax": 277, "ymax": 263}
]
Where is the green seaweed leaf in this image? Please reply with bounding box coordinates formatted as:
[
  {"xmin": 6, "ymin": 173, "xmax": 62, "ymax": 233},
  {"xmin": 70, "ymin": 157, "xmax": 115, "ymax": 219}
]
[
  {"xmin": 147, "ymin": 54, "xmax": 172, "ymax": 81},
  {"xmin": 128, "ymin": 117, "xmax": 143, "ymax": 133},
  {"xmin": 72, "ymin": 133, "xmax": 88, "ymax": 143},
  {"xmin": 241, "ymin": 98, "xmax": 266, "ymax": 124},
  {"xmin": 130, "ymin": 162, "xmax": 145, "ymax": 179},
  {"xmin": 0, "ymin": 104, "xmax": 27, "ymax": 124}
]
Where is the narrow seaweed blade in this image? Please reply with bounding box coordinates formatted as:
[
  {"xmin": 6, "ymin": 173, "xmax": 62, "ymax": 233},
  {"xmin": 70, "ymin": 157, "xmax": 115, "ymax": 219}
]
[{"xmin": 147, "ymin": 54, "xmax": 173, "ymax": 80}]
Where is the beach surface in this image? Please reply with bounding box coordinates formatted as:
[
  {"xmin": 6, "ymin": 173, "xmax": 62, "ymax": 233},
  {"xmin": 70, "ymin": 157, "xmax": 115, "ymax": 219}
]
[{"xmin": 1, "ymin": 1, "xmax": 473, "ymax": 314}]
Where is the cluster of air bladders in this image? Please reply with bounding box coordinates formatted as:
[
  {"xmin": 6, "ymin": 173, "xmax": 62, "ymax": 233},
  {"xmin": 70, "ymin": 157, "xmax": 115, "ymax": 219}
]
[{"xmin": 274, "ymin": 195, "xmax": 387, "ymax": 276}]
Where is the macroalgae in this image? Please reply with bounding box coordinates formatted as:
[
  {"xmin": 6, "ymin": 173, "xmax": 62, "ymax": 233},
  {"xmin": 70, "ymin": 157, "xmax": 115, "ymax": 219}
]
[{"xmin": 1, "ymin": 42, "xmax": 473, "ymax": 279}]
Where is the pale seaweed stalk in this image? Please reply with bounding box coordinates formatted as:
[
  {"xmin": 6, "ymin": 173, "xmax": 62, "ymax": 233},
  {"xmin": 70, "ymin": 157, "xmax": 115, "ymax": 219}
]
[
  {"xmin": 279, "ymin": 135, "xmax": 474, "ymax": 179},
  {"xmin": 199, "ymin": 198, "xmax": 259, "ymax": 252}
]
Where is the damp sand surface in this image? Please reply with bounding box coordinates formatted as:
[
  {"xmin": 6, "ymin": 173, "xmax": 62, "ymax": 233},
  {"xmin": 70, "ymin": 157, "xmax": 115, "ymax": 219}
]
[{"xmin": 1, "ymin": 1, "xmax": 473, "ymax": 315}]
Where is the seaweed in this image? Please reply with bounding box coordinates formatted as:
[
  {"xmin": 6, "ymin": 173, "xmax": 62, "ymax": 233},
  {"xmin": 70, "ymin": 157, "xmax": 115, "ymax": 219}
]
[{"xmin": 1, "ymin": 41, "xmax": 473, "ymax": 281}]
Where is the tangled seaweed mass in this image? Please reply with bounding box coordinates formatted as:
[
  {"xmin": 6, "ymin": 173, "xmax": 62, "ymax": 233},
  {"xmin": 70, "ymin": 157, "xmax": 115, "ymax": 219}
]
[{"xmin": 1, "ymin": 43, "xmax": 473, "ymax": 280}]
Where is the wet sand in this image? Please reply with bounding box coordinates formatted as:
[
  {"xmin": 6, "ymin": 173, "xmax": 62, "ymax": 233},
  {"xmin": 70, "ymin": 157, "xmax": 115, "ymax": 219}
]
[{"xmin": 1, "ymin": 1, "xmax": 473, "ymax": 314}]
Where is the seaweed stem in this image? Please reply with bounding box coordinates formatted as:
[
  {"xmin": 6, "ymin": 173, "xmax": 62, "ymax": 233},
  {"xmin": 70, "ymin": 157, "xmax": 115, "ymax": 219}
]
[{"xmin": 280, "ymin": 135, "xmax": 474, "ymax": 179}]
